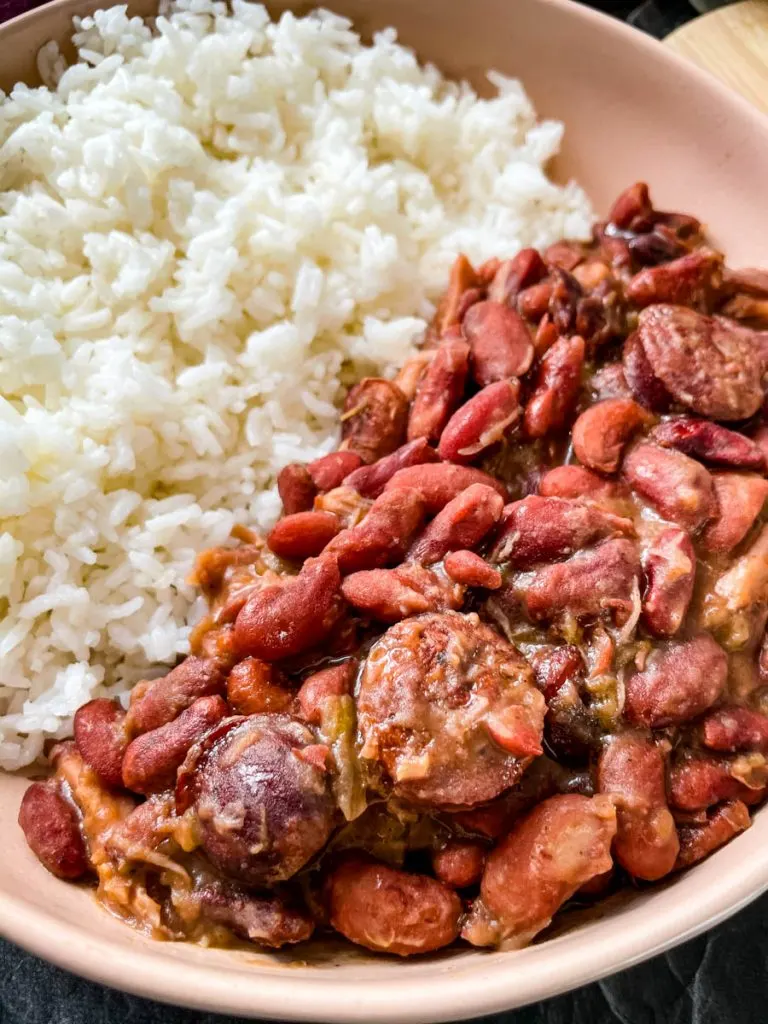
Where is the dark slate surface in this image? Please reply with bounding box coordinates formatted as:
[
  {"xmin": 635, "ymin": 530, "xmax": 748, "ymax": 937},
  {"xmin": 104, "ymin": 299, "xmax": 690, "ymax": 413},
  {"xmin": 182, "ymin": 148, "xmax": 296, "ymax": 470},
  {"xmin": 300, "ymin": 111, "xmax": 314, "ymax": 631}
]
[{"xmin": 2, "ymin": 2, "xmax": 758, "ymax": 1023}]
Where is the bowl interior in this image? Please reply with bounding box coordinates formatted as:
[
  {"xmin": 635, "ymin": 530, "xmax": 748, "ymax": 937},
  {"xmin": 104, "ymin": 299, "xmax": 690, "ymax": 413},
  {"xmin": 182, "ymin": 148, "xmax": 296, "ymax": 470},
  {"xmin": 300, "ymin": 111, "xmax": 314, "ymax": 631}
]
[{"xmin": 2, "ymin": 0, "xmax": 768, "ymax": 1020}]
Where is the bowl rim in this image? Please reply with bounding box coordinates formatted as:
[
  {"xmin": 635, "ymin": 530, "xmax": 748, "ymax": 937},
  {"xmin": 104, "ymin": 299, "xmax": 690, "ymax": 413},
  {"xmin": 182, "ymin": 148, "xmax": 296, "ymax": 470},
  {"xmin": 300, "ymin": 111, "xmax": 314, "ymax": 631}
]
[{"xmin": 2, "ymin": 0, "xmax": 768, "ymax": 1019}]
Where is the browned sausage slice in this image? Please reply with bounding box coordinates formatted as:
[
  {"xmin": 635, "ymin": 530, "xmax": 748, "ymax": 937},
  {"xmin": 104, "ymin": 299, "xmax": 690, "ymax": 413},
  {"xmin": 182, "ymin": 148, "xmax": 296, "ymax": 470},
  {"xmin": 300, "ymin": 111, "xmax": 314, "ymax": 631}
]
[
  {"xmin": 636, "ymin": 305, "xmax": 763, "ymax": 421},
  {"xmin": 357, "ymin": 611, "xmax": 545, "ymax": 808}
]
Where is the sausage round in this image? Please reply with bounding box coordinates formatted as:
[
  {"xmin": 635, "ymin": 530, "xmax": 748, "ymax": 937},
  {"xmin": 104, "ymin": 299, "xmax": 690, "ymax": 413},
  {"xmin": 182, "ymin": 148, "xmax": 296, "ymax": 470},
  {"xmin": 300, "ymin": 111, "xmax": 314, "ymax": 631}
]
[
  {"xmin": 178, "ymin": 715, "xmax": 335, "ymax": 886},
  {"xmin": 357, "ymin": 611, "xmax": 545, "ymax": 808}
]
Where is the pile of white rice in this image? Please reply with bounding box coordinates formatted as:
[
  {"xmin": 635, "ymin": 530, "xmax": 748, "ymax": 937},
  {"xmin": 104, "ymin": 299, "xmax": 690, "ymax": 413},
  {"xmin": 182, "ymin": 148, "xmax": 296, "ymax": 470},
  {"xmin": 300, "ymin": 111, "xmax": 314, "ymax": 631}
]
[{"xmin": 0, "ymin": 0, "xmax": 593, "ymax": 768}]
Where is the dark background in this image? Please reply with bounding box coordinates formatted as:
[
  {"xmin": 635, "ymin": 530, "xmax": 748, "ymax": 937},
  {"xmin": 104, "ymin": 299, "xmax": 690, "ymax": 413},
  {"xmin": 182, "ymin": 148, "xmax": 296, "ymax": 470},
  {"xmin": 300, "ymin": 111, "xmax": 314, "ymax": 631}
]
[{"xmin": 3, "ymin": 2, "xmax": 766, "ymax": 1023}]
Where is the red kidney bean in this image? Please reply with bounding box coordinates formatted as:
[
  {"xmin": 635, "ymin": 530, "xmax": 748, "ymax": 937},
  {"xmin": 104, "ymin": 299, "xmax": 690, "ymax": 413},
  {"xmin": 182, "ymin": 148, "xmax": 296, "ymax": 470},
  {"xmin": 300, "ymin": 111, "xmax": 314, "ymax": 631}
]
[
  {"xmin": 437, "ymin": 380, "xmax": 521, "ymax": 465},
  {"xmin": 408, "ymin": 483, "xmax": 505, "ymax": 564},
  {"xmin": 488, "ymin": 248, "xmax": 547, "ymax": 305},
  {"xmin": 407, "ymin": 341, "xmax": 470, "ymax": 443},
  {"xmin": 708, "ymin": 525, "xmax": 768, "ymax": 619},
  {"xmin": 127, "ymin": 657, "xmax": 226, "ymax": 735},
  {"xmin": 491, "ymin": 496, "xmax": 634, "ymax": 568},
  {"xmin": 523, "ymin": 334, "xmax": 585, "ymax": 439},
  {"xmin": 533, "ymin": 313, "xmax": 560, "ymax": 357},
  {"xmin": 516, "ymin": 537, "xmax": 640, "ymax": 625},
  {"xmin": 675, "ymin": 800, "xmax": 751, "ymax": 870},
  {"xmin": 622, "ymin": 331, "xmax": 673, "ymax": 412},
  {"xmin": 18, "ymin": 782, "xmax": 90, "ymax": 880},
  {"xmin": 463, "ymin": 301, "xmax": 534, "ymax": 387},
  {"xmin": 434, "ymin": 253, "xmax": 480, "ymax": 336},
  {"xmin": 668, "ymin": 757, "xmax": 760, "ymax": 811},
  {"xmin": 572, "ymin": 399, "xmax": 654, "ymax": 474},
  {"xmin": 234, "ymin": 554, "xmax": 345, "ymax": 661},
  {"xmin": 548, "ymin": 268, "xmax": 583, "ymax": 335},
  {"xmin": 432, "ymin": 840, "xmax": 487, "ymax": 889},
  {"xmin": 226, "ymin": 657, "xmax": 294, "ymax": 715},
  {"xmin": 544, "ymin": 240, "xmax": 587, "ymax": 272},
  {"xmin": 297, "ymin": 660, "xmax": 356, "ymax": 726},
  {"xmin": 443, "ymin": 550, "xmax": 502, "ymax": 589},
  {"xmin": 197, "ymin": 879, "xmax": 315, "ymax": 948},
  {"xmin": 597, "ymin": 733, "xmax": 679, "ymax": 881},
  {"xmin": 636, "ymin": 305, "xmax": 763, "ymax": 421},
  {"xmin": 307, "ymin": 451, "xmax": 363, "ymax": 492},
  {"xmin": 518, "ymin": 282, "xmax": 554, "ymax": 323},
  {"xmin": 626, "ymin": 249, "xmax": 723, "ymax": 309},
  {"xmin": 327, "ymin": 856, "xmax": 462, "ymax": 956},
  {"xmin": 701, "ymin": 706, "xmax": 768, "ymax": 753},
  {"xmin": 181, "ymin": 715, "xmax": 335, "ymax": 886},
  {"xmin": 122, "ymin": 695, "xmax": 228, "ymax": 795},
  {"xmin": 384, "ymin": 463, "xmax": 508, "ymax": 515},
  {"xmin": 701, "ymin": 473, "xmax": 768, "ymax": 554},
  {"xmin": 277, "ymin": 464, "xmax": 317, "ymax": 515},
  {"xmin": 326, "ymin": 487, "xmax": 426, "ymax": 574},
  {"xmin": 455, "ymin": 286, "xmax": 484, "ymax": 322},
  {"xmin": 461, "ymin": 795, "xmax": 617, "ymax": 948},
  {"xmin": 641, "ymin": 527, "xmax": 696, "ymax": 637},
  {"xmin": 609, "ymin": 182, "xmax": 652, "ymax": 229},
  {"xmin": 622, "ymin": 442, "xmax": 715, "ymax": 533},
  {"xmin": 343, "ymin": 438, "xmax": 439, "ymax": 499},
  {"xmin": 530, "ymin": 645, "xmax": 585, "ymax": 701},
  {"xmin": 357, "ymin": 611, "xmax": 544, "ymax": 808},
  {"xmin": 267, "ymin": 510, "xmax": 340, "ymax": 561},
  {"xmin": 652, "ymin": 418, "xmax": 765, "ymax": 471},
  {"xmin": 341, "ymin": 563, "xmax": 463, "ymax": 622},
  {"xmin": 73, "ymin": 698, "xmax": 128, "ymax": 789},
  {"xmin": 341, "ymin": 378, "xmax": 408, "ymax": 464},
  {"xmin": 624, "ymin": 635, "xmax": 728, "ymax": 728},
  {"xmin": 539, "ymin": 465, "xmax": 630, "ymax": 506}
]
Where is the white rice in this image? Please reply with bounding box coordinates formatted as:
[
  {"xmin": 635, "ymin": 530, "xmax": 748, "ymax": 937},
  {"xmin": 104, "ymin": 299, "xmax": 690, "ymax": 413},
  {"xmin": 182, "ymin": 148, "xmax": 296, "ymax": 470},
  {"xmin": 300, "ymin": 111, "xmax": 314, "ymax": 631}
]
[{"xmin": 0, "ymin": 0, "xmax": 593, "ymax": 769}]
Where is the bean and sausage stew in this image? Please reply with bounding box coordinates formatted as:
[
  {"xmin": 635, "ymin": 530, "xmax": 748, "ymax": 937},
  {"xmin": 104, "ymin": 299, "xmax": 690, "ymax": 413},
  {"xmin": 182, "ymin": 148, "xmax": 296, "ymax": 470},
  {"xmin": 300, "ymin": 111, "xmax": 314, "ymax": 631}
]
[{"xmin": 18, "ymin": 183, "xmax": 768, "ymax": 955}]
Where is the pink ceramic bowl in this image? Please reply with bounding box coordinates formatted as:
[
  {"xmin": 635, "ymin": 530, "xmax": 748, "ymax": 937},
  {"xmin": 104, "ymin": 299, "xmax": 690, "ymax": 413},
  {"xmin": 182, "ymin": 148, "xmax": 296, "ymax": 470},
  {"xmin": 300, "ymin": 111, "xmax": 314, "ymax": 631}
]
[{"xmin": 2, "ymin": 1, "xmax": 768, "ymax": 1019}]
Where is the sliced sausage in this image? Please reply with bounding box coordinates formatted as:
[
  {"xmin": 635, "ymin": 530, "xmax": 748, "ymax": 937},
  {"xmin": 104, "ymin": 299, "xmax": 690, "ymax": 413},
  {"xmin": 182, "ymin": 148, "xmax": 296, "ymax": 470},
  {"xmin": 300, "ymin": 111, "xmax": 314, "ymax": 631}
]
[
  {"xmin": 636, "ymin": 305, "xmax": 763, "ymax": 421},
  {"xmin": 357, "ymin": 611, "xmax": 545, "ymax": 808},
  {"xmin": 178, "ymin": 714, "xmax": 335, "ymax": 886}
]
